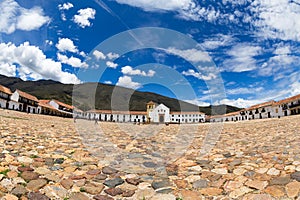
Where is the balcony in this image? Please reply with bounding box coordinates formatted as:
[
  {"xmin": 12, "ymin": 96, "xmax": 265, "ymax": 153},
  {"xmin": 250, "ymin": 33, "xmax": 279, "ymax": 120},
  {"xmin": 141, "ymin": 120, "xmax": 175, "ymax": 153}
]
[{"xmin": 289, "ymin": 103, "xmax": 300, "ymax": 109}]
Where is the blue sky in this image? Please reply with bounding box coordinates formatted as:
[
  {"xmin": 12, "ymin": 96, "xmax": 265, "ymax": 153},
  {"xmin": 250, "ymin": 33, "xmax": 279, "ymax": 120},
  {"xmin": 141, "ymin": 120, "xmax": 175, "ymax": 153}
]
[{"xmin": 0, "ymin": 0, "xmax": 300, "ymax": 108}]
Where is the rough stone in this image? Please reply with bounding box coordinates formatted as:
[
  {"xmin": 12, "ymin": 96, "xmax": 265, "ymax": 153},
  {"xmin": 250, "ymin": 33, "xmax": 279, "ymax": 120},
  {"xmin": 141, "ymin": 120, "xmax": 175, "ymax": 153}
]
[
  {"xmin": 193, "ymin": 179, "xmax": 208, "ymax": 189},
  {"xmin": 17, "ymin": 156, "xmax": 33, "ymax": 164},
  {"xmin": 104, "ymin": 187, "xmax": 123, "ymax": 196},
  {"xmin": 104, "ymin": 177, "xmax": 124, "ymax": 188},
  {"xmin": 286, "ymin": 181, "xmax": 300, "ymax": 198},
  {"xmin": 151, "ymin": 179, "xmax": 171, "ymax": 190},
  {"xmin": 174, "ymin": 179, "xmax": 188, "ymax": 189},
  {"xmin": 199, "ymin": 188, "xmax": 223, "ymax": 196},
  {"xmin": 1, "ymin": 194, "xmax": 18, "ymax": 200},
  {"xmin": 93, "ymin": 195, "xmax": 114, "ymax": 200},
  {"xmin": 264, "ymin": 185, "xmax": 285, "ymax": 197},
  {"xmin": 11, "ymin": 185, "xmax": 28, "ymax": 196},
  {"xmin": 269, "ymin": 176, "xmax": 291, "ymax": 185},
  {"xmin": 211, "ymin": 168, "xmax": 228, "ymax": 175},
  {"xmin": 69, "ymin": 193, "xmax": 89, "ymax": 200},
  {"xmin": 122, "ymin": 190, "xmax": 135, "ymax": 197},
  {"xmin": 267, "ymin": 168, "xmax": 280, "ymax": 176},
  {"xmin": 26, "ymin": 179, "xmax": 47, "ymax": 191},
  {"xmin": 0, "ymin": 178, "xmax": 15, "ymax": 192},
  {"xmin": 243, "ymin": 194, "xmax": 274, "ymax": 200},
  {"xmin": 245, "ymin": 180, "xmax": 268, "ymax": 190},
  {"xmin": 21, "ymin": 172, "xmax": 39, "ymax": 181},
  {"xmin": 180, "ymin": 190, "xmax": 202, "ymax": 200},
  {"xmin": 27, "ymin": 192, "xmax": 50, "ymax": 200},
  {"xmin": 17, "ymin": 167, "xmax": 34, "ymax": 172},
  {"xmin": 102, "ymin": 166, "xmax": 118, "ymax": 175},
  {"xmin": 60, "ymin": 179, "xmax": 74, "ymax": 189},
  {"xmin": 291, "ymin": 171, "xmax": 300, "ymax": 181},
  {"xmin": 83, "ymin": 183, "xmax": 104, "ymax": 195},
  {"xmin": 125, "ymin": 178, "xmax": 141, "ymax": 186},
  {"xmin": 43, "ymin": 185, "xmax": 68, "ymax": 199},
  {"xmin": 229, "ymin": 186, "xmax": 253, "ymax": 198},
  {"xmin": 86, "ymin": 169, "xmax": 101, "ymax": 175},
  {"xmin": 150, "ymin": 193, "xmax": 176, "ymax": 200}
]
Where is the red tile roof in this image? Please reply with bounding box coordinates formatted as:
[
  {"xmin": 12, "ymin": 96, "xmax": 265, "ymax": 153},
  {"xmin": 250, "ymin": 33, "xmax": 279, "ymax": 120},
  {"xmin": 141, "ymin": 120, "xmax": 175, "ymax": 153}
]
[
  {"xmin": 224, "ymin": 111, "xmax": 240, "ymax": 116},
  {"xmin": 246, "ymin": 100, "xmax": 275, "ymax": 110},
  {"xmin": 53, "ymin": 100, "xmax": 74, "ymax": 110},
  {"xmin": 147, "ymin": 101, "xmax": 156, "ymax": 105},
  {"xmin": 275, "ymin": 94, "xmax": 300, "ymax": 105},
  {"xmin": 38, "ymin": 100, "xmax": 56, "ymax": 110},
  {"xmin": 0, "ymin": 85, "xmax": 12, "ymax": 95},
  {"xmin": 170, "ymin": 111, "xmax": 205, "ymax": 115},
  {"xmin": 16, "ymin": 89, "xmax": 39, "ymax": 102}
]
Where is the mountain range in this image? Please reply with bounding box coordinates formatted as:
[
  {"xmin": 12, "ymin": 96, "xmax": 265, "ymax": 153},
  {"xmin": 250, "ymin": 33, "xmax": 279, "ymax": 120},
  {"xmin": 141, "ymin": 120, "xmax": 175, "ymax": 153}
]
[{"xmin": 0, "ymin": 75, "xmax": 241, "ymax": 115}]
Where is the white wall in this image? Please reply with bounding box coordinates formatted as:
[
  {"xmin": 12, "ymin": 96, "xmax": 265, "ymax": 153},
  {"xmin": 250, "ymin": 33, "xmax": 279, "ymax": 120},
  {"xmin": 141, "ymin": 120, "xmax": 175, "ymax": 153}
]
[
  {"xmin": 9, "ymin": 101, "xmax": 21, "ymax": 110},
  {"xmin": 10, "ymin": 91, "xmax": 19, "ymax": 102},
  {"xmin": 0, "ymin": 99, "xmax": 7, "ymax": 108},
  {"xmin": 49, "ymin": 100, "xmax": 59, "ymax": 110},
  {"xmin": 149, "ymin": 104, "xmax": 170, "ymax": 123},
  {"xmin": 170, "ymin": 113, "xmax": 205, "ymax": 123}
]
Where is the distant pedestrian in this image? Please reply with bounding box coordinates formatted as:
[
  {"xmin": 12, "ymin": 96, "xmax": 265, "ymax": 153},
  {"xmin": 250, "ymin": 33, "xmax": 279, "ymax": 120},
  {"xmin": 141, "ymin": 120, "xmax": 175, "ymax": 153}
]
[{"xmin": 95, "ymin": 118, "xmax": 98, "ymax": 124}]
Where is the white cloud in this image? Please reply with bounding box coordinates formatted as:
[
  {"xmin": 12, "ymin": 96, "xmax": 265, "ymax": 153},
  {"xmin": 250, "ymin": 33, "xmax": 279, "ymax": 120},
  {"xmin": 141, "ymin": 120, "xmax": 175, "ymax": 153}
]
[
  {"xmin": 0, "ymin": 42, "xmax": 80, "ymax": 84},
  {"xmin": 0, "ymin": 63, "xmax": 16, "ymax": 77},
  {"xmin": 107, "ymin": 52, "xmax": 120, "ymax": 60},
  {"xmin": 16, "ymin": 7, "xmax": 50, "ymax": 31},
  {"xmin": 106, "ymin": 61, "xmax": 118, "ymax": 69},
  {"xmin": 258, "ymin": 44, "xmax": 299, "ymax": 77},
  {"xmin": 115, "ymin": 0, "xmax": 192, "ymax": 12},
  {"xmin": 79, "ymin": 51, "xmax": 87, "ymax": 57},
  {"xmin": 93, "ymin": 50, "xmax": 106, "ymax": 60},
  {"xmin": 290, "ymin": 81, "xmax": 300, "ymax": 96},
  {"xmin": 121, "ymin": 66, "xmax": 155, "ymax": 77},
  {"xmin": 0, "ymin": 0, "xmax": 50, "ymax": 34},
  {"xmin": 167, "ymin": 47, "xmax": 211, "ymax": 62},
  {"xmin": 104, "ymin": 81, "xmax": 112, "ymax": 85},
  {"xmin": 184, "ymin": 99, "xmax": 210, "ymax": 107},
  {"xmin": 57, "ymin": 53, "xmax": 88, "ymax": 68},
  {"xmin": 45, "ymin": 40, "xmax": 53, "ymax": 46},
  {"xmin": 61, "ymin": 13, "xmax": 67, "ymax": 21},
  {"xmin": 56, "ymin": 38, "xmax": 78, "ymax": 53},
  {"xmin": 250, "ymin": 0, "xmax": 300, "ymax": 41},
  {"xmin": 182, "ymin": 69, "xmax": 216, "ymax": 81},
  {"xmin": 274, "ymin": 45, "xmax": 291, "ymax": 55},
  {"xmin": 73, "ymin": 8, "xmax": 96, "ymax": 28},
  {"xmin": 222, "ymin": 44, "xmax": 262, "ymax": 72},
  {"xmin": 226, "ymin": 87, "xmax": 264, "ymax": 95},
  {"xmin": 115, "ymin": 0, "xmax": 224, "ymax": 22},
  {"xmin": 218, "ymin": 98, "xmax": 262, "ymax": 108},
  {"xmin": 116, "ymin": 76, "xmax": 141, "ymax": 89},
  {"xmin": 58, "ymin": 2, "xmax": 74, "ymax": 10},
  {"xmin": 201, "ymin": 34, "xmax": 234, "ymax": 50}
]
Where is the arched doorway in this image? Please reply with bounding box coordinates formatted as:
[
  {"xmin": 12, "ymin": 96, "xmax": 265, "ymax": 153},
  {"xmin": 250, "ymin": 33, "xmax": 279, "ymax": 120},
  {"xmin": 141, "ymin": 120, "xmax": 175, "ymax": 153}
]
[{"xmin": 159, "ymin": 114, "xmax": 164, "ymax": 123}]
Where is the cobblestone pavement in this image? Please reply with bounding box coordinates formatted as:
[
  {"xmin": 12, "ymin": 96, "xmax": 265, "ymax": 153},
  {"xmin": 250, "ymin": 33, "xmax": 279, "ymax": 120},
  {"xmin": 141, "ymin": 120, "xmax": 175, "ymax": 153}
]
[{"xmin": 0, "ymin": 109, "xmax": 300, "ymax": 199}]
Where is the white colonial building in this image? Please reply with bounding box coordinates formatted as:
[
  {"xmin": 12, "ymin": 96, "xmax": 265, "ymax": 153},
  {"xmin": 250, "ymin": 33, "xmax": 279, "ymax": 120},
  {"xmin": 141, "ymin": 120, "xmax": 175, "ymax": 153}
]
[
  {"xmin": 210, "ymin": 94, "xmax": 300, "ymax": 123},
  {"xmin": 85, "ymin": 110, "xmax": 146, "ymax": 123},
  {"xmin": 38, "ymin": 99, "xmax": 73, "ymax": 117},
  {"xmin": 10, "ymin": 89, "xmax": 40, "ymax": 114},
  {"xmin": 0, "ymin": 85, "xmax": 12, "ymax": 109}
]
